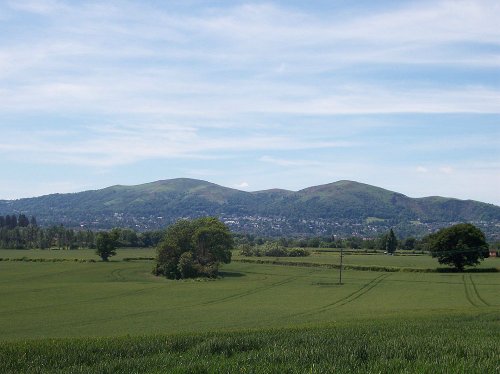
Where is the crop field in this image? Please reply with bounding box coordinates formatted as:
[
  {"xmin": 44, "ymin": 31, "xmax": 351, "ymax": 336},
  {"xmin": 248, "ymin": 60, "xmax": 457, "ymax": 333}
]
[
  {"xmin": 2, "ymin": 315, "xmax": 499, "ymax": 373},
  {"xmin": 3, "ymin": 247, "xmax": 498, "ymax": 270},
  {"xmin": 233, "ymin": 249, "xmax": 500, "ymax": 270},
  {"xmin": 0, "ymin": 247, "xmax": 156, "ymax": 261},
  {"xmin": 0, "ymin": 248, "xmax": 499, "ymax": 372}
]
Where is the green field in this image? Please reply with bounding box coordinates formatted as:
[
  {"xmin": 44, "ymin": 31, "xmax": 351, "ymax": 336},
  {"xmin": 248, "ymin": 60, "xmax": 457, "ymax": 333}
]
[
  {"xmin": 233, "ymin": 248, "xmax": 500, "ymax": 270},
  {"xmin": 1, "ymin": 248, "xmax": 499, "ymax": 372},
  {"xmin": 0, "ymin": 247, "xmax": 156, "ymax": 261},
  {"xmin": 2, "ymin": 316, "xmax": 498, "ymax": 373},
  {"xmin": 3, "ymin": 247, "xmax": 498, "ymax": 270}
]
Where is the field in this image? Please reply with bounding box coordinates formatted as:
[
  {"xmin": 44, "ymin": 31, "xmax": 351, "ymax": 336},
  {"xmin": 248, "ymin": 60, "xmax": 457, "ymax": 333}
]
[
  {"xmin": 1, "ymin": 248, "xmax": 499, "ymax": 372},
  {"xmin": 233, "ymin": 248, "xmax": 500, "ymax": 270}
]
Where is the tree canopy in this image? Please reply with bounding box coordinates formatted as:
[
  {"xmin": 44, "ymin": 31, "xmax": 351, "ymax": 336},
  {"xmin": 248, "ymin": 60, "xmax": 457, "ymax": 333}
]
[
  {"xmin": 426, "ymin": 223, "xmax": 489, "ymax": 271},
  {"xmin": 95, "ymin": 231, "xmax": 118, "ymax": 261},
  {"xmin": 154, "ymin": 217, "xmax": 233, "ymax": 279}
]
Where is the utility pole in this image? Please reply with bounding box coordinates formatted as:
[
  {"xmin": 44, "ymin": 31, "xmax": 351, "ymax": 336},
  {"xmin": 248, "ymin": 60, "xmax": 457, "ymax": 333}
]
[{"xmin": 339, "ymin": 246, "xmax": 343, "ymax": 285}]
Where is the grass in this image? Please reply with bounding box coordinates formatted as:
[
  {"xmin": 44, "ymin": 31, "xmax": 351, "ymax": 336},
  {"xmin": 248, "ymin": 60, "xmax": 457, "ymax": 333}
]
[
  {"xmin": 0, "ymin": 247, "xmax": 156, "ymax": 261},
  {"xmin": 1, "ymin": 251, "xmax": 499, "ymax": 340},
  {"xmin": 1, "ymin": 314, "xmax": 498, "ymax": 373},
  {"xmin": 3, "ymin": 247, "xmax": 497, "ymax": 271},
  {"xmin": 233, "ymin": 248, "xmax": 500, "ymax": 270},
  {"xmin": 1, "ymin": 248, "xmax": 499, "ymax": 372}
]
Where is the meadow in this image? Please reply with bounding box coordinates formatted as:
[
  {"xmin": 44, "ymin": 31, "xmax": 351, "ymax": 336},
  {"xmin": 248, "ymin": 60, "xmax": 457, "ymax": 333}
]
[
  {"xmin": 233, "ymin": 248, "xmax": 499, "ymax": 271},
  {"xmin": 0, "ymin": 248, "xmax": 499, "ymax": 372}
]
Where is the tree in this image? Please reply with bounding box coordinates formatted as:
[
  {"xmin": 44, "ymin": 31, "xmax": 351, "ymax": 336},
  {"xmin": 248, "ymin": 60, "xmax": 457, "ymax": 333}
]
[
  {"xmin": 426, "ymin": 223, "xmax": 489, "ymax": 271},
  {"xmin": 95, "ymin": 232, "xmax": 118, "ymax": 261},
  {"xmin": 154, "ymin": 217, "xmax": 233, "ymax": 279},
  {"xmin": 308, "ymin": 237, "xmax": 321, "ymax": 248},
  {"xmin": 385, "ymin": 229, "xmax": 398, "ymax": 255},
  {"xmin": 5, "ymin": 215, "xmax": 12, "ymax": 229},
  {"xmin": 11, "ymin": 215, "xmax": 18, "ymax": 229},
  {"xmin": 376, "ymin": 232, "xmax": 389, "ymax": 250},
  {"xmin": 18, "ymin": 214, "xmax": 30, "ymax": 227},
  {"xmin": 402, "ymin": 237, "xmax": 416, "ymax": 251}
]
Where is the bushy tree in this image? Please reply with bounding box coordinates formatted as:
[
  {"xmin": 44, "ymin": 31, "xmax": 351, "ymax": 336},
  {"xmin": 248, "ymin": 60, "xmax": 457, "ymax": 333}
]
[
  {"xmin": 426, "ymin": 223, "xmax": 489, "ymax": 271},
  {"xmin": 154, "ymin": 217, "xmax": 233, "ymax": 279},
  {"xmin": 402, "ymin": 237, "xmax": 416, "ymax": 250},
  {"xmin": 238, "ymin": 243, "xmax": 255, "ymax": 256},
  {"xmin": 95, "ymin": 231, "xmax": 118, "ymax": 261},
  {"xmin": 375, "ymin": 232, "xmax": 388, "ymax": 250},
  {"xmin": 239, "ymin": 241, "xmax": 310, "ymax": 258},
  {"xmin": 177, "ymin": 252, "xmax": 197, "ymax": 279}
]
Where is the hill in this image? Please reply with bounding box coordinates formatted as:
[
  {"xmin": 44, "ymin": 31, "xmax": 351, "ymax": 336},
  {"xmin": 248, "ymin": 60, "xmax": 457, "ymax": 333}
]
[{"xmin": 0, "ymin": 178, "xmax": 499, "ymax": 238}]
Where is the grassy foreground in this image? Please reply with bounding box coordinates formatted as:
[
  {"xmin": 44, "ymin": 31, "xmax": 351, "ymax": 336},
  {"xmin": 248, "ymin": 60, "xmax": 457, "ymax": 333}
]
[
  {"xmin": 1, "ymin": 249, "xmax": 499, "ymax": 372},
  {"xmin": 1, "ymin": 314, "xmax": 498, "ymax": 373}
]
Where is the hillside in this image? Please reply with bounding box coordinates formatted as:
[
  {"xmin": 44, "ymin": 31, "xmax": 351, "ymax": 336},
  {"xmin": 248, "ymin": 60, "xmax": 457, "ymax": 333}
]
[{"xmin": 0, "ymin": 178, "xmax": 499, "ymax": 238}]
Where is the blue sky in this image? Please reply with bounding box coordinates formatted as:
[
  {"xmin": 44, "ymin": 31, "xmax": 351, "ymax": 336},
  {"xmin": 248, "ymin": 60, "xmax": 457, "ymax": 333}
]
[{"xmin": 0, "ymin": 0, "xmax": 499, "ymax": 204}]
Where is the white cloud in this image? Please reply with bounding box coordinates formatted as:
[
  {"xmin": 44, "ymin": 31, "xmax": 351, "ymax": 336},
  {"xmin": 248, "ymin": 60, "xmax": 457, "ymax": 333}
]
[
  {"xmin": 0, "ymin": 125, "xmax": 351, "ymax": 167},
  {"xmin": 7, "ymin": 0, "xmax": 66, "ymax": 14},
  {"xmin": 439, "ymin": 166, "xmax": 454, "ymax": 174},
  {"xmin": 259, "ymin": 156, "xmax": 326, "ymax": 167},
  {"xmin": 1, "ymin": 0, "xmax": 500, "ymax": 119},
  {"xmin": 416, "ymin": 166, "xmax": 428, "ymax": 173},
  {"xmin": 235, "ymin": 181, "xmax": 249, "ymax": 188}
]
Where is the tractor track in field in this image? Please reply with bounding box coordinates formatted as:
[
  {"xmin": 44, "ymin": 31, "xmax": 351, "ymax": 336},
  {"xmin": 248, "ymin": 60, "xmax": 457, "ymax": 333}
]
[
  {"xmin": 293, "ymin": 273, "xmax": 390, "ymax": 318},
  {"xmin": 200, "ymin": 269, "xmax": 316, "ymax": 307},
  {"xmin": 462, "ymin": 274, "xmax": 477, "ymax": 307},
  {"xmin": 57, "ymin": 274, "xmax": 312, "ymax": 329},
  {"xmin": 319, "ymin": 273, "xmax": 390, "ymax": 311},
  {"xmin": 86, "ymin": 271, "xmax": 311, "ymax": 318},
  {"xmin": 110, "ymin": 268, "xmax": 127, "ymax": 281},
  {"xmin": 109, "ymin": 264, "xmax": 150, "ymax": 282},
  {"xmin": 156, "ymin": 269, "xmax": 315, "ymax": 312},
  {"xmin": 201, "ymin": 276, "xmax": 299, "ymax": 306},
  {"xmin": 10, "ymin": 271, "xmax": 304, "ymax": 318},
  {"xmin": 469, "ymin": 275, "xmax": 490, "ymax": 306},
  {"xmin": 463, "ymin": 274, "xmax": 490, "ymax": 307}
]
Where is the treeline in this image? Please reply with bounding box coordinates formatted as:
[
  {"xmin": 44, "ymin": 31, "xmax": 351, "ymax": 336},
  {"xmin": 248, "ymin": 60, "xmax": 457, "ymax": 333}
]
[
  {"xmin": 0, "ymin": 214, "xmax": 37, "ymax": 229},
  {"xmin": 234, "ymin": 231, "xmax": 425, "ymax": 252},
  {"xmin": 0, "ymin": 215, "xmax": 163, "ymax": 250}
]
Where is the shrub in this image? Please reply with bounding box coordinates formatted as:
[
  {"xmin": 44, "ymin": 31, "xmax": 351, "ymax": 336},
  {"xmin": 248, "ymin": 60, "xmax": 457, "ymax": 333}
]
[
  {"xmin": 288, "ymin": 248, "xmax": 310, "ymax": 257},
  {"xmin": 239, "ymin": 242, "xmax": 310, "ymax": 258}
]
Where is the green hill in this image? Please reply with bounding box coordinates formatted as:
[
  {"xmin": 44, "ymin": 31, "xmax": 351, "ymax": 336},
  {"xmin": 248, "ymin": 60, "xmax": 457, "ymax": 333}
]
[{"xmin": 0, "ymin": 178, "xmax": 499, "ymax": 238}]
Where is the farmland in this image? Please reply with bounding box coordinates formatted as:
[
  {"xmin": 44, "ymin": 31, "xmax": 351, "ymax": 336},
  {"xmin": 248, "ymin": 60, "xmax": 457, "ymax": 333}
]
[{"xmin": 0, "ymin": 248, "xmax": 499, "ymax": 372}]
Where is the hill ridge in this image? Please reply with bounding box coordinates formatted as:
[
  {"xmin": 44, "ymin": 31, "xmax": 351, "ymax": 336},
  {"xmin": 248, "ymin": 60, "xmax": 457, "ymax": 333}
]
[{"xmin": 0, "ymin": 178, "xmax": 498, "ymax": 239}]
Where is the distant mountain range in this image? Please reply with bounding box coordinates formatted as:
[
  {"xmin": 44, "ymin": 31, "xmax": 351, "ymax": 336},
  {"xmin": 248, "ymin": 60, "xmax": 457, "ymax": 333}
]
[{"xmin": 1, "ymin": 178, "xmax": 499, "ymax": 239}]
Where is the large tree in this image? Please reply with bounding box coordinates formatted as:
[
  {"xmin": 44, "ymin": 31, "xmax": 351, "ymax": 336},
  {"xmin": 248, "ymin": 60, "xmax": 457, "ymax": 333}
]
[
  {"xmin": 426, "ymin": 223, "xmax": 489, "ymax": 271},
  {"xmin": 95, "ymin": 231, "xmax": 118, "ymax": 261},
  {"xmin": 154, "ymin": 217, "xmax": 233, "ymax": 279}
]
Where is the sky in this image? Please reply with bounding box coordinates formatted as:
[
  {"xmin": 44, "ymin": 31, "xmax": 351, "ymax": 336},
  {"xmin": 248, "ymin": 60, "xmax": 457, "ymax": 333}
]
[{"xmin": 0, "ymin": 0, "xmax": 499, "ymax": 204}]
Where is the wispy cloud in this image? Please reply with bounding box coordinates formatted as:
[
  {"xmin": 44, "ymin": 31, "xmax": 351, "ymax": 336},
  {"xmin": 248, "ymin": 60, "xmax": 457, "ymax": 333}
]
[
  {"xmin": 6, "ymin": 0, "xmax": 67, "ymax": 15},
  {"xmin": 0, "ymin": 125, "xmax": 352, "ymax": 167},
  {"xmin": 259, "ymin": 156, "xmax": 326, "ymax": 167},
  {"xmin": 1, "ymin": 0, "xmax": 500, "ymax": 119},
  {"xmin": 439, "ymin": 166, "xmax": 454, "ymax": 175},
  {"xmin": 0, "ymin": 1, "xmax": 499, "ymax": 204}
]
